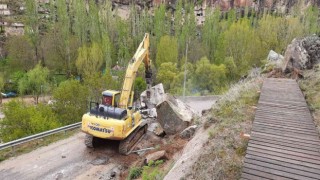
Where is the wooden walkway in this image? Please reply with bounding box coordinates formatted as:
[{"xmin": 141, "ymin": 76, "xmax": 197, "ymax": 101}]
[{"xmin": 241, "ymin": 78, "xmax": 320, "ymax": 180}]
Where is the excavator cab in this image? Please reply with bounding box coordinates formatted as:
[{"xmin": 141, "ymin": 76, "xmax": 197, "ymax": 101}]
[
  {"xmin": 102, "ymin": 90, "xmax": 134, "ymax": 109},
  {"xmin": 102, "ymin": 90, "xmax": 120, "ymax": 107}
]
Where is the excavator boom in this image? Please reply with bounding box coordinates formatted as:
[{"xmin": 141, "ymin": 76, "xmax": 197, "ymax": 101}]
[{"xmin": 119, "ymin": 33, "xmax": 152, "ymax": 109}]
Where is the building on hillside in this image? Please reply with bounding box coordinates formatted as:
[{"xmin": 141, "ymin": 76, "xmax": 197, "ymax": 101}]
[
  {"xmin": 194, "ymin": 5, "xmax": 206, "ymax": 25},
  {"xmin": 38, "ymin": 0, "xmax": 50, "ymax": 4},
  {"xmin": 4, "ymin": 23, "xmax": 25, "ymax": 36},
  {"xmin": 0, "ymin": 4, "xmax": 10, "ymax": 16}
]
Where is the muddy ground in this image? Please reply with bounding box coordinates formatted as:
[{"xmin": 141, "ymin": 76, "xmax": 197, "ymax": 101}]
[{"xmin": 0, "ymin": 97, "xmax": 217, "ymax": 180}]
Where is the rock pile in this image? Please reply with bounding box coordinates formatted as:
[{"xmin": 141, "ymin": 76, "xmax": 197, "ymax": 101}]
[{"xmin": 283, "ymin": 35, "xmax": 320, "ymax": 73}]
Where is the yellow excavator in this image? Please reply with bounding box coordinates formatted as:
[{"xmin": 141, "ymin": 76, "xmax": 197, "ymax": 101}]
[{"xmin": 81, "ymin": 33, "xmax": 152, "ymax": 154}]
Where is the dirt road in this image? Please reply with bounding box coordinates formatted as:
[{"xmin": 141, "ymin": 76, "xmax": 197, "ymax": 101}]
[
  {"xmin": 179, "ymin": 96, "xmax": 220, "ymax": 115},
  {"xmin": 0, "ymin": 97, "xmax": 217, "ymax": 180}
]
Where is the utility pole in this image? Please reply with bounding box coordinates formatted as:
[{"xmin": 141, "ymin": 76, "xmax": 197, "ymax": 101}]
[{"xmin": 183, "ymin": 39, "xmax": 189, "ymax": 100}]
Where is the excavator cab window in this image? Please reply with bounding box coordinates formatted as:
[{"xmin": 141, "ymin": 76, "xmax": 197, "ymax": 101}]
[
  {"xmin": 102, "ymin": 95, "xmax": 113, "ymax": 106},
  {"xmin": 114, "ymin": 93, "xmax": 120, "ymax": 107}
]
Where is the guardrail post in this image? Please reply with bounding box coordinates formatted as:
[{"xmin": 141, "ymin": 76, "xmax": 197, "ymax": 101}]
[{"xmin": 12, "ymin": 146, "xmax": 15, "ymax": 156}]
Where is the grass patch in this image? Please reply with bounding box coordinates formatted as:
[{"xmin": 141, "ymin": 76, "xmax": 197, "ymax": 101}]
[
  {"xmin": 128, "ymin": 167, "xmax": 143, "ymax": 180},
  {"xmin": 299, "ymin": 69, "xmax": 320, "ymax": 131},
  {"xmin": 127, "ymin": 160, "xmax": 165, "ymax": 180},
  {"xmin": 0, "ymin": 129, "xmax": 79, "ymax": 162},
  {"xmin": 189, "ymin": 77, "xmax": 262, "ymax": 179}
]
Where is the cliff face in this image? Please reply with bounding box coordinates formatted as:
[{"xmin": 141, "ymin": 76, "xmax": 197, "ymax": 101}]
[{"xmin": 206, "ymin": 0, "xmax": 318, "ymax": 12}]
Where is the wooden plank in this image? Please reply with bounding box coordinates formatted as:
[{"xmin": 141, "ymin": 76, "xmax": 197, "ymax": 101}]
[
  {"xmin": 250, "ymin": 135, "xmax": 320, "ymax": 152},
  {"xmin": 252, "ymin": 124, "xmax": 319, "ymax": 136},
  {"xmin": 247, "ymin": 146, "xmax": 320, "ymax": 165},
  {"xmin": 259, "ymin": 100, "xmax": 307, "ymax": 106},
  {"xmin": 253, "ymin": 122, "xmax": 318, "ymax": 134},
  {"xmin": 242, "ymin": 167, "xmax": 291, "ymax": 180},
  {"xmin": 256, "ymin": 109, "xmax": 311, "ymax": 116},
  {"xmin": 241, "ymin": 172, "xmax": 271, "ymax": 180},
  {"xmin": 257, "ymin": 110, "xmax": 310, "ymax": 116},
  {"xmin": 243, "ymin": 164, "xmax": 295, "ymax": 180},
  {"xmin": 246, "ymin": 154, "xmax": 320, "ymax": 176},
  {"xmin": 248, "ymin": 144, "xmax": 320, "ymax": 161},
  {"xmin": 255, "ymin": 111, "xmax": 312, "ymax": 119},
  {"xmin": 254, "ymin": 118, "xmax": 314, "ymax": 128},
  {"xmin": 249, "ymin": 141, "xmax": 320, "ymax": 156},
  {"xmin": 252, "ymin": 132, "xmax": 320, "ymax": 145},
  {"xmin": 252, "ymin": 124, "xmax": 319, "ymax": 137},
  {"xmin": 252, "ymin": 127, "xmax": 320, "ymax": 141},
  {"xmin": 253, "ymin": 120, "xmax": 315, "ymax": 130},
  {"xmin": 255, "ymin": 110, "xmax": 312, "ymax": 118},
  {"xmin": 247, "ymin": 150, "xmax": 320, "ymax": 170},
  {"xmin": 257, "ymin": 104, "xmax": 309, "ymax": 110},
  {"xmin": 253, "ymin": 122, "xmax": 316, "ymax": 132},
  {"xmin": 244, "ymin": 159, "xmax": 319, "ymax": 179}
]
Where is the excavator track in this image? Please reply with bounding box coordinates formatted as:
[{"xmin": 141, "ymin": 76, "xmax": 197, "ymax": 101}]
[
  {"xmin": 84, "ymin": 134, "xmax": 95, "ymax": 148},
  {"xmin": 119, "ymin": 124, "xmax": 148, "ymax": 155}
]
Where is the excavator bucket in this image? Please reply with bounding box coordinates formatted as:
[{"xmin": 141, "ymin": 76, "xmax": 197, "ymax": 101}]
[{"xmin": 140, "ymin": 83, "xmax": 166, "ymax": 109}]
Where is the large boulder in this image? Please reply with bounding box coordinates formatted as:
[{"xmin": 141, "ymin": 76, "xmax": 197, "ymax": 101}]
[
  {"xmin": 156, "ymin": 94, "xmax": 195, "ymax": 135},
  {"xmin": 283, "ymin": 35, "xmax": 320, "ymax": 73}
]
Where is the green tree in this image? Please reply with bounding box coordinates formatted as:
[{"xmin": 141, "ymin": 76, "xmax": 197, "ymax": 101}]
[
  {"xmin": 53, "ymin": 80, "xmax": 89, "ymax": 125},
  {"xmin": 156, "ymin": 36, "xmax": 178, "ymax": 67},
  {"xmin": 99, "ymin": 1, "xmax": 115, "ymax": 69},
  {"xmin": 174, "ymin": 0, "xmax": 183, "ymax": 39},
  {"xmin": 154, "ymin": 4, "xmax": 167, "ymax": 43},
  {"xmin": 18, "ymin": 64, "xmax": 50, "ymax": 104},
  {"xmin": 0, "ymin": 74, "xmax": 4, "ymax": 104},
  {"xmin": 41, "ymin": 28, "xmax": 79, "ymax": 75},
  {"xmin": 222, "ymin": 19, "xmax": 262, "ymax": 76},
  {"xmin": 76, "ymin": 42, "xmax": 104, "ymax": 78},
  {"xmin": 202, "ymin": 8, "xmax": 222, "ymax": 62},
  {"xmin": 55, "ymin": 0, "xmax": 73, "ymax": 76},
  {"xmin": 5, "ymin": 36, "xmax": 35, "ymax": 71},
  {"xmin": 304, "ymin": 6, "xmax": 319, "ymax": 34},
  {"xmin": 25, "ymin": 0, "xmax": 40, "ymax": 64},
  {"xmin": 116, "ymin": 19, "xmax": 132, "ymax": 66},
  {"xmin": 193, "ymin": 57, "xmax": 227, "ymax": 94},
  {"xmin": 0, "ymin": 101, "xmax": 60, "ymax": 142},
  {"xmin": 72, "ymin": 0, "xmax": 89, "ymax": 45},
  {"xmin": 134, "ymin": 77, "xmax": 147, "ymax": 99},
  {"xmin": 224, "ymin": 57, "xmax": 237, "ymax": 81},
  {"xmin": 83, "ymin": 70, "xmax": 117, "ymax": 102},
  {"xmin": 156, "ymin": 62, "xmax": 178, "ymax": 91}
]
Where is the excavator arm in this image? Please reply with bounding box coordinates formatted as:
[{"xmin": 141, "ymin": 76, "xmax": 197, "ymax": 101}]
[{"xmin": 119, "ymin": 33, "xmax": 152, "ymax": 109}]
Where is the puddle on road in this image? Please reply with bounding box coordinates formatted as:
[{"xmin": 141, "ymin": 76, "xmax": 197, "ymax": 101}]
[{"xmin": 91, "ymin": 156, "xmax": 109, "ymax": 165}]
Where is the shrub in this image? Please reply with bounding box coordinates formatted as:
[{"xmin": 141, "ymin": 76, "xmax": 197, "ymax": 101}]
[{"xmin": 0, "ymin": 100, "xmax": 60, "ymax": 142}]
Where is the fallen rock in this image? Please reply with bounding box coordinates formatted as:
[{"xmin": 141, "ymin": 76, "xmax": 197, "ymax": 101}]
[
  {"xmin": 267, "ymin": 50, "xmax": 284, "ymax": 62},
  {"xmin": 145, "ymin": 150, "xmax": 167, "ymax": 164},
  {"xmin": 156, "ymin": 94, "xmax": 195, "ymax": 135},
  {"xmin": 148, "ymin": 122, "xmax": 165, "ymax": 136},
  {"xmin": 141, "ymin": 83, "xmax": 165, "ymax": 109},
  {"xmin": 98, "ymin": 165, "xmax": 122, "ymax": 180},
  {"xmin": 283, "ymin": 35, "xmax": 320, "ymax": 73},
  {"xmin": 180, "ymin": 125, "xmax": 197, "ymax": 139}
]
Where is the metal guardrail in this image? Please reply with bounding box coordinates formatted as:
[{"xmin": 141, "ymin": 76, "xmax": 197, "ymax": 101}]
[{"xmin": 0, "ymin": 122, "xmax": 81, "ymax": 151}]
